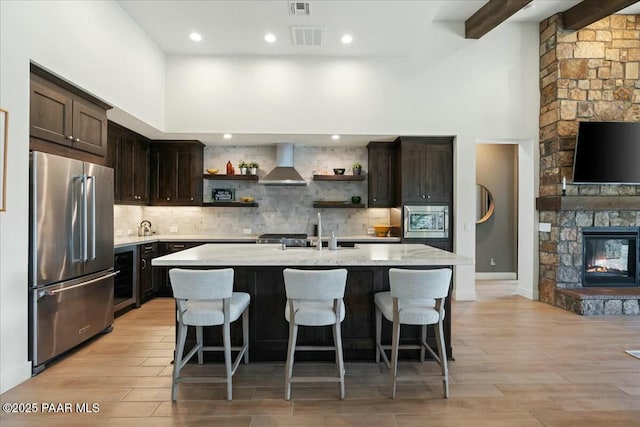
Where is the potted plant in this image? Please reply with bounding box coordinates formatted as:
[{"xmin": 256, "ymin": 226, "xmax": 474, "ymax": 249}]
[
  {"xmin": 352, "ymin": 163, "xmax": 363, "ymax": 175},
  {"xmin": 238, "ymin": 161, "xmax": 249, "ymax": 175},
  {"xmin": 248, "ymin": 161, "xmax": 259, "ymax": 175}
]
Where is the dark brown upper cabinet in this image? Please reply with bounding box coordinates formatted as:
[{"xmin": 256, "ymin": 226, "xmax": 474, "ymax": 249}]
[
  {"xmin": 150, "ymin": 141, "xmax": 204, "ymax": 206},
  {"xmin": 395, "ymin": 137, "xmax": 453, "ymax": 204},
  {"xmin": 367, "ymin": 142, "xmax": 396, "ymax": 208},
  {"xmin": 30, "ymin": 66, "xmax": 110, "ymax": 159},
  {"xmin": 109, "ymin": 122, "xmax": 150, "ymax": 205}
]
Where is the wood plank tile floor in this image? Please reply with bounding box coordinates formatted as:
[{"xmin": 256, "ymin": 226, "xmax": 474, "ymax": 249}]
[{"xmin": 2, "ymin": 288, "xmax": 639, "ymax": 426}]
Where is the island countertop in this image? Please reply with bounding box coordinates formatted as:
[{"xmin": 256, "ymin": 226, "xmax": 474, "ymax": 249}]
[{"xmin": 151, "ymin": 243, "xmax": 473, "ymax": 267}]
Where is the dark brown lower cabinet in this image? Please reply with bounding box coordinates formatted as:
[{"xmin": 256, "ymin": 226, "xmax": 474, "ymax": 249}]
[{"xmin": 166, "ymin": 265, "xmax": 452, "ymax": 362}]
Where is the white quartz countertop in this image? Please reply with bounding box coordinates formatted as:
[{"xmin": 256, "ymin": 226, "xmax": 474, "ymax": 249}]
[
  {"xmin": 114, "ymin": 234, "xmax": 399, "ymax": 249},
  {"xmin": 152, "ymin": 243, "xmax": 473, "ymax": 267}
]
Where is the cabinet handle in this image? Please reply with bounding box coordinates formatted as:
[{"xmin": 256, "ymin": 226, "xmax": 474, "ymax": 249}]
[
  {"xmin": 166, "ymin": 197, "xmax": 171, "ymax": 201},
  {"xmin": 68, "ymin": 135, "xmax": 74, "ymax": 140},
  {"xmin": 141, "ymin": 259, "xmax": 147, "ymax": 269},
  {"xmin": 75, "ymin": 137, "xmax": 80, "ymax": 142},
  {"xmin": 427, "ymin": 195, "xmax": 431, "ymax": 199},
  {"xmin": 373, "ymin": 198, "xmax": 377, "ymax": 202},
  {"xmin": 144, "ymin": 246, "xmax": 153, "ymax": 250},
  {"xmin": 173, "ymin": 244, "xmax": 185, "ymax": 249},
  {"xmin": 422, "ymin": 195, "xmax": 426, "ymax": 199},
  {"xmin": 190, "ymin": 197, "xmax": 194, "ymax": 201}
]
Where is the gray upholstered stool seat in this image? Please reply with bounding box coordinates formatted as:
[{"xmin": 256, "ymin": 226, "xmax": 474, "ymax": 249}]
[
  {"xmin": 283, "ymin": 268, "xmax": 348, "ymax": 400},
  {"xmin": 169, "ymin": 268, "xmax": 249, "ymax": 401},
  {"xmin": 375, "ymin": 268, "xmax": 452, "ymax": 399}
]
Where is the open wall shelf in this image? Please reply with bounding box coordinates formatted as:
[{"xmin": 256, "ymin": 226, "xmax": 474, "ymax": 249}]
[{"xmin": 313, "ymin": 175, "xmax": 365, "ymax": 181}]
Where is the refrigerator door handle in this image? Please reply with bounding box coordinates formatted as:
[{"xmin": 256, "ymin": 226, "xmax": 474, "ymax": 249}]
[
  {"xmin": 82, "ymin": 174, "xmax": 89, "ymax": 262},
  {"xmin": 87, "ymin": 175, "xmax": 97, "ymax": 261},
  {"xmin": 39, "ymin": 271, "xmax": 119, "ymax": 297}
]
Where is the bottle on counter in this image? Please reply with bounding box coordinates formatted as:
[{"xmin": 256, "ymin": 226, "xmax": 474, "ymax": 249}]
[{"xmin": 226, "ymin": 161, "xmax": 234, "ymax": 175}]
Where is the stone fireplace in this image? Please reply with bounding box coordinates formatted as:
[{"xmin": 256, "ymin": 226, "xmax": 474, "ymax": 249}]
[{"xmin": 536, "ymin": 14, "xmax": 640, "ymax": 315}]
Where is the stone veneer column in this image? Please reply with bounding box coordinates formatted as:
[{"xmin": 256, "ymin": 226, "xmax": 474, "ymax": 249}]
[{"xmin": 538, "ymin": 14, "xmax": 640, "ymax": 305}]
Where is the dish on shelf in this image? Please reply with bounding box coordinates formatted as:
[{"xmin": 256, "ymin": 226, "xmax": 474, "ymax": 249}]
[
  {"xmin": 315, "ymin": 200, "xmax": 347, "ymax": 204},
  {"xmin": 373, "ymin": 224, "xmax": 391, "ymax": 237},
  {"xmin": 241, "ymin": 196, "xmax": 255, "ymax": 203},
  {"xmin": 333, "ymin": 168, "xmax": 346, "ymax": 175},
  {"xmin": 206, "ymin": 168, "xmax": 219, "ymax": 174}
]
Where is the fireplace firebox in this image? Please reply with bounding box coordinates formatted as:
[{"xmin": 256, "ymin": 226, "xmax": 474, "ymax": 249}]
[{"xmin": 582, "ymin": 227, "xmax": 639, "ymax": 288}]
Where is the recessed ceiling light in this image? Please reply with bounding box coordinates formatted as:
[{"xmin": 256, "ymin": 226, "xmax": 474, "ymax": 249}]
[
  {"xmin": 341, "ymin": 34, "xmax": 353, "ymax": 44},
  {"xmin": 223, "ymin": 133, "xmax": 232, "ymax": 139},
  {"xmin": 265, "ymin": 33, "xmax": 276, "ymax": 43},
  {"xmin": 189, "ymin": 32, "xmax": 202, "ymax": 42},
  {"xmin": 332, "ymin": 135, "xmax": 340, "ymax": 140}
]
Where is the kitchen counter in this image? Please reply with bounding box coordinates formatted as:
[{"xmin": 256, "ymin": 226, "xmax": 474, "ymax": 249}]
[
  {"xmin": 152, "ymin": 243, "xmax": 470, "ymax": 267},
  {"xmin": 151, "ymin": 243, "xmax": 470, "ymax": 362},
  {"xmin": 114, "ymin": 234, "xmax": 399, "ymax": 249}
]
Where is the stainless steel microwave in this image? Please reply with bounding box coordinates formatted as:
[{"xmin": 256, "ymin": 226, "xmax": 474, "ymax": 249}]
[{"xmin": 403, "ymin": 205, "xmax": 449, "ymax": 239}]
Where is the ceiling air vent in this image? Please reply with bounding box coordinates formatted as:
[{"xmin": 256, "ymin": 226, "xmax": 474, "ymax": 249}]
[
  {"xmin": 290, "ymin": 26, "xmax": 324, "ymax": 47},
  {"xmin": 288, "ymin": 1, "xmax": 310, "ymax": 16}
]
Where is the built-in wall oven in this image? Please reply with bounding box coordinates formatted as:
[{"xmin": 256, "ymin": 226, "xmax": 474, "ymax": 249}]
[{"xmin": 403, "ymin": 205, "xmax": 449, "ymax": 239}]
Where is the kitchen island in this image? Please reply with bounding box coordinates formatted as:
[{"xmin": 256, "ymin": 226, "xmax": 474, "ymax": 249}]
[{"xmin": 153, "ymin": 243, "xmax": 472, "ymax": 361}]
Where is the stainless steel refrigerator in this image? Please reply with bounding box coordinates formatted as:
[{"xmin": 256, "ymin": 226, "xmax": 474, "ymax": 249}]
[{"xmin": 29, "ymin": 151, "xmax": 115, "ymax": 373}]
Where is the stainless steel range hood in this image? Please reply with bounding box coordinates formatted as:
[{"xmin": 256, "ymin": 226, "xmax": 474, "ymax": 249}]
[{"xmin": 259, "ymin": 143, "xmax": 307, "ymax": 186}]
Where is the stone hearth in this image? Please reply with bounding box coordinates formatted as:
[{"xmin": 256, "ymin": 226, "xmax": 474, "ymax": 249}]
[{"xmin": 556, "ymin": 287, "xmax": 640, "ymax": 315}]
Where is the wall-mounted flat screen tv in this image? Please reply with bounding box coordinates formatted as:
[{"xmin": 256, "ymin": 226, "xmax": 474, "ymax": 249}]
[{"xmin": 572, "ymin": 121, "xmax": 640, "ymax": 184}]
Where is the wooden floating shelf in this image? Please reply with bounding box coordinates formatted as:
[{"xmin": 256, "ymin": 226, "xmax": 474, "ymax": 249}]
[
  {"xmin": 313, "ymin": 175, "xmax": 365, "ymax": 181},
  {"xmin": 536, "ymin": 196, "xmax": 640, "ymax": 211},
  {"xmin": 202, "ymin": 202, "xmax": 259, "ymax": 207},
  {"xmin": 313, "ymin": 203, "xmax": 366, "ymax": 208},
  {"xmin": 203, "ymin": 174, "xmax": 259, "ymax": 181}
]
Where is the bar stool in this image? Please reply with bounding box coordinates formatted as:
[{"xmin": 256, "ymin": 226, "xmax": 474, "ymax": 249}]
[
  {"xmin": 374, "ymin": 268, "xmax": 452, "ymax": 398},
  {"xmin": 169, "ymin": 268, "xmax": 250, "ymax": 401},
  {"xmin": 283, "ymin": 268, "xmax": 348, "ymax": 400}
]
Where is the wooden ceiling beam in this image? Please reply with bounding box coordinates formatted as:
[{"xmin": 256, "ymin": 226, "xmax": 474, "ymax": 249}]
[
  {"xmin": 465, "ymin": 0, "xmax": 533, "ymax": 39},
  {"xmin": 563, "ymin": 0, "xmax": 640, "ymax": 31}
]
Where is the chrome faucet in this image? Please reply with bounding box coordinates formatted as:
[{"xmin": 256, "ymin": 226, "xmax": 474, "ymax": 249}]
[{"xmin": 317, "ymin": 212, "xmax": 322, "ymax": 251}]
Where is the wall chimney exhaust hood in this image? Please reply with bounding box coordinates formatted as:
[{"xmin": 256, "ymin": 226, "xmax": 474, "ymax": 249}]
[{"xmin": 260, "ymin": 143, "xmax": 307, "ymax": 186}]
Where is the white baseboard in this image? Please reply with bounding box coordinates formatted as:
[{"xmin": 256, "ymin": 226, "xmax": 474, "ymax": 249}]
[
  {"xmin": 452, "ymin": 289, "xmax": 477, "ymax": 301},
  {"xmin": 517, "ymin": 285, "xmax": 539, "ymax": 301},
  {"xmin": 475, "ymin": 272, "xmax": 517, "ymax": 281},
  {"xmin": 1, "ymin": 361, "xmax": 32, "ymax": 394}
]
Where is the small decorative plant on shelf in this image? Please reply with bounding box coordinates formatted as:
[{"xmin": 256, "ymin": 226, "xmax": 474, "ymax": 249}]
[
  {"xmin": 238, "ymin": 161, "xmax": 249, "ymax": 175},
  {"xmin": 352, "ymin": 163, "xmax": 363, "ymax": 175},
  {"xmin": 248, "ymin": 162, "xmax": 259, "ymax": 175}
]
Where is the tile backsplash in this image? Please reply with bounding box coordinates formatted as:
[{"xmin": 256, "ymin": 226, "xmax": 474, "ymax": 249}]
[{"xmin": 114, "ymin": 145, "xmax": 391, "ymax": 236}]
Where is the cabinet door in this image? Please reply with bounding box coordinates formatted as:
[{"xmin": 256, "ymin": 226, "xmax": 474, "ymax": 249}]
[
  {"xmin": 139, "ymin": 244, "xmax": 156, "ymax": 303},
  {"xmin": 174, "ymin": 145, "xmax": 202, "ymax": 205},
  {"xmin": 151, "ymin": 144, "xmax": 177, "ymax": 205},
  {"xmin": 30, "ymin": 78, "xmax": 73, "ymax": 147},
  {"xmin": 72, "ymin": 98, "xmax": 108, "ymax": 156},
  {"xmin": 151, "ymin": 142, "xmax": 202, "ymax": 206},
  {"xmin": 424, "ymin": 142, "xmax": 452, "ymax": 203},
  {"xmin": 133, "ymin": 139, "xmax": 150, "ymax": 203},
  {"xmin": 367, "ymin": 143, "xmax": 395, "ymax": 207},
  {"xmin": 401, "ymin": 141, "xmax": 427, "ymax": 203}
]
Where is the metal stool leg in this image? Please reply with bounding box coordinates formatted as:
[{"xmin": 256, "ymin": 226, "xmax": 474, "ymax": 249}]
[
  {"xmin": 196, "ymin": 326, "xmax": 204, "ymax": 364},
  {"xmin": 242, "ymin": 308, "xmax": 249, "ymax": 364},
  {"xmin": 420, "ymin": 325, "xmax": 427, "ymax": 362}
]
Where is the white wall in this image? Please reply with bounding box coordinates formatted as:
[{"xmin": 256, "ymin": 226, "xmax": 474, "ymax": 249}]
[
  {"xmin": 1, "ymin": 3, "xmax": 540, "ymax": 392},
  {"xmin": 0, "ymin": 0, "xmax": 165, "ymax": 393},
  {"xmin": 164, "ymin": 23, "xmax": 541, "ymax": 300}
]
